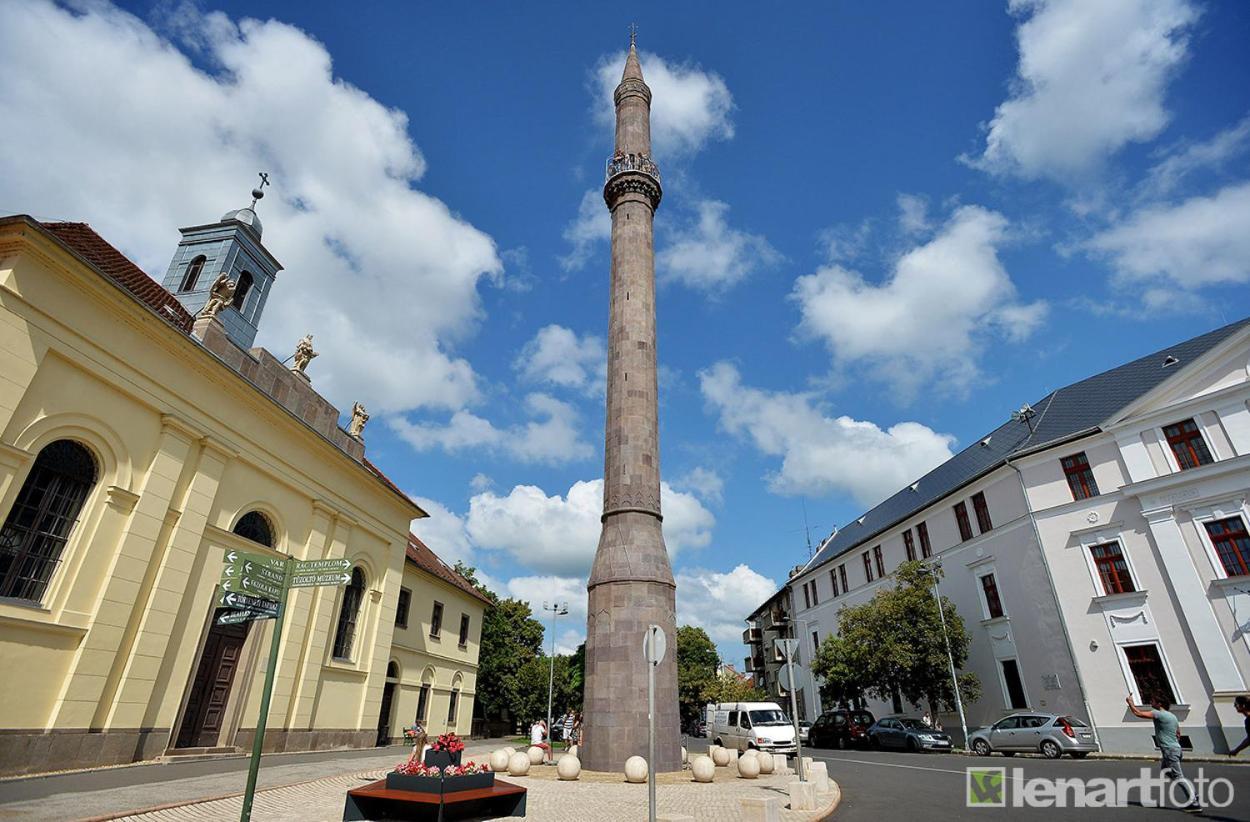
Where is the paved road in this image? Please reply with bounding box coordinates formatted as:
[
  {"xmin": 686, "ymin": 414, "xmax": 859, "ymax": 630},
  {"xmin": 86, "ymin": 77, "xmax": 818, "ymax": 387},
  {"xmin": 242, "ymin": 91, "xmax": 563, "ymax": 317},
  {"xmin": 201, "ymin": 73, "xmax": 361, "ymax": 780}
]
[{"xmin": 807, "ymin": 745, "xmax": 1250, "ymax": 821}]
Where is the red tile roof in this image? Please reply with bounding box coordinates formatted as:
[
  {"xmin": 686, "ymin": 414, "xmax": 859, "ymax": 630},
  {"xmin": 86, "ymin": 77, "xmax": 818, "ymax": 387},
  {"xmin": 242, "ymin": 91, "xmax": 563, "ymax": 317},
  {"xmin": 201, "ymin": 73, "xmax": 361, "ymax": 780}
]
[
  {"xmin": 406, "ymin": 533, "xmax": 492, "ymax": 605},
  {"xmin": 39, "ymin": 221, "xmax": 195, "ymax": 332}
]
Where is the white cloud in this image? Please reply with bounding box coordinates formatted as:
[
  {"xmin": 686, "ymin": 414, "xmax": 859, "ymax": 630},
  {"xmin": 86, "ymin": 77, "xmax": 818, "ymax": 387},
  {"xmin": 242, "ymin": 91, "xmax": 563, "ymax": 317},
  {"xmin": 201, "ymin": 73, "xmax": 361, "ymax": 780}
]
[
  {"xmin": 1140, "ymin": 114, "xmax": 1250, "ymax": 199},
  {"xmin": 1085, "ymin": 179, "xmax": 1250, "ymax": 293},
  {"xmin": 967, "ymin": 0, "xmax": 1198, "ymax": 180},
  {"xmin": 657, "ymin": 200, "xmax": 781, "ymax": 292},
  {"xmin": 390, "ymin": 393, "xmax": 593, "ymax": 465},
  {"xmin": 560, "ymin": 189, "xmax": 612, "ymax": 271},
  {"xmin": 676, "ymin": 467, "xmax": 725, "ymax": 505},
  {"xmin": 469, "ymin": 473, "xmax": 494, "ymax": 492},
  {"xmin": 593, "ymin": 50, "xmax": 734, "ymax": 158},
  {"xmin": 896, "ymin": 194, "xmax": 932, "ymax": 237},
  {"xmin": 466, "ymin": 479, "xmax": 715, "ymax": 577},
  {"xmin": 503, "ymin": 575, "xmax": 587, "ymax": 654},
  {"xmin": 409, "ymin": 496, "xmax": 475, "ymax": 569},
  {"xmin": 793, "ymin": 205, "xmax": 1047, "ymax": 398},
  {"xmin": 699, "ymin": 362, "xmax": 956, "ymax": 507},
  {"xmin": 514, "ymin": 324, "xmax": 606, "ymax": 396},
  {"xmin": 0, "ymin": 1, "xmax": 502, "ymax": 414},
  {"xmin": 675, "ymin": 565, "xmax": 778, "ymax": 651}
]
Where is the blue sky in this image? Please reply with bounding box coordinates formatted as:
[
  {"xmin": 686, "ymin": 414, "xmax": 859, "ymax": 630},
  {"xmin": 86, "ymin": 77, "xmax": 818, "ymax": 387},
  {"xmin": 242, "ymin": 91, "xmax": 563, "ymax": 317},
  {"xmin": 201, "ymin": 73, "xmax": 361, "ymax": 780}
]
[{"xmin": 2, "ymin": 1, "xmax": 1248, "ymax": 659}]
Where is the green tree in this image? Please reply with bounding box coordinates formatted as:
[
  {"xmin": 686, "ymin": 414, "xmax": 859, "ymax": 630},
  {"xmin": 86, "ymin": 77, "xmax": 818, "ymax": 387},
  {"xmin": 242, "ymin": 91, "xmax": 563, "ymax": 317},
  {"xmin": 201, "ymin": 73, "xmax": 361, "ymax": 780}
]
[
  {"xmin": 454, "ymin": 562, "xmax": 545, "ymax": 723},
  {"xmin": 810, "ymin": 561, "xmax": 980, "ymax": 715},
  {"xmin": 701, "ymin": 671, "xmax": 766, "ymax": 705},
  {"xmin": 675, "ymin": 626, "xmax": 719, "ymax": 727},
  {"xmin": 509, "ymin": 654, "xmax": 579, "ymax": 726}
]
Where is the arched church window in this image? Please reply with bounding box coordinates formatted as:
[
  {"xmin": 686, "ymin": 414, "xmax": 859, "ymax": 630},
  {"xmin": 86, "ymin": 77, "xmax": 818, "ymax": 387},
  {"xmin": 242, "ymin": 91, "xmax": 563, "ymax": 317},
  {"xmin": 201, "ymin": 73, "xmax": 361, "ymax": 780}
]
[
  {"xmin": 232, "ymin": 271, "xmax": 254, "ymax": 310},
  {"xmin": 0, "ymin": 440, "xmax": 97, "ymax": 601},
  {"xmin": 332, "ymin": 567, "xmax": 366, "ymax": 660},
  {"xmin": 232, "ymin": 511, "xmax": 274, "ymax": 547},
  {"xmin": 180, "ymin": 255, "xmax": 206, "ymax": 292}
]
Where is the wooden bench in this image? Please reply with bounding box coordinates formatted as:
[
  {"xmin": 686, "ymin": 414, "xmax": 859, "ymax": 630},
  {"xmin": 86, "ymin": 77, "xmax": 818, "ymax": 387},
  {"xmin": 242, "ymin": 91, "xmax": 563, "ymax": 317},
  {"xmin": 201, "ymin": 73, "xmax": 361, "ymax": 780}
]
[{"xmin": 343, "ymin": 777, "xmax": 527, "ymax": 821}]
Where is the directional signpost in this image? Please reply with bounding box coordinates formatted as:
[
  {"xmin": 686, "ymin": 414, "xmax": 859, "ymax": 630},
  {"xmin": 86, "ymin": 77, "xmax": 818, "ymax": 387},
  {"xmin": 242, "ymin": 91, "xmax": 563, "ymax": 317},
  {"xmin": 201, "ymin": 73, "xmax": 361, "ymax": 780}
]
[
  {"xmin": 775, "ymin": 637, "xmax": 805, "ymax": 781},
  {"xmin": 643, "ymin": 625, "xmax": 667, "ymax": 822},
  {"xmin": 219, "ymin": 551, "xmax": 352, "ymax": 822}
]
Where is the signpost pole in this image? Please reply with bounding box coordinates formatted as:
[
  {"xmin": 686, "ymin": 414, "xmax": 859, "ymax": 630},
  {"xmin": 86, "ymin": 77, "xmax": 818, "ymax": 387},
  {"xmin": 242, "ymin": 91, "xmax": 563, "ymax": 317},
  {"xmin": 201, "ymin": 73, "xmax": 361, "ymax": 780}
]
[
  {"xmin": 783, "ymin": 640, "xmax": 805, "ymax": 781},
  {"xmin": 239, "ymin": 557, "xmax": 292, "ymax": 822},
  {"xmin": 647, "ymin": 625, "xmax": 657, "ymax": 822}
]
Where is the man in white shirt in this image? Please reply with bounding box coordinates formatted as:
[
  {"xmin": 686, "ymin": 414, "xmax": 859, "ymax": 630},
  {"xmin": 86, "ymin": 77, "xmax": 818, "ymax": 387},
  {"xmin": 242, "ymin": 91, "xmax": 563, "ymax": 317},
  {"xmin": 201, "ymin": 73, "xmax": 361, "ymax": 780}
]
[{"xmin": 530, "ymin": 719, "xmax": 551, "ymax": 764}]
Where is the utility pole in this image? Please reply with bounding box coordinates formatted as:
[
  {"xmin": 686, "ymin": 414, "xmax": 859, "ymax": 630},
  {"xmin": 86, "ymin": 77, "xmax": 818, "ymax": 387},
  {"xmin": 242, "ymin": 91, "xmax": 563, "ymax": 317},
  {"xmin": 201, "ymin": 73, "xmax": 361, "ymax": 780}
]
[
  {"xmin": 543, "ymin": 601, "xmax": 568, "ymax": 759},
  {"xmin": 925, "ymin": 560, "xmax": 968, "ymax": 749}
]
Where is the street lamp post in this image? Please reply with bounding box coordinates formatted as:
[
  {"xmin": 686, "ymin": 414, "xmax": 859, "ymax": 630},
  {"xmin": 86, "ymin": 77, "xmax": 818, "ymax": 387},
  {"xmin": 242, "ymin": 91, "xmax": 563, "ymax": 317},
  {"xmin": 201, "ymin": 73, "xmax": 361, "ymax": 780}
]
[
  {"xmin": 543, "ymin": 601, "xmax": 568, "ymax": 760},
  {"xmin": 924, "ymin": 560, "xmax": 969, "ymax": 748}
]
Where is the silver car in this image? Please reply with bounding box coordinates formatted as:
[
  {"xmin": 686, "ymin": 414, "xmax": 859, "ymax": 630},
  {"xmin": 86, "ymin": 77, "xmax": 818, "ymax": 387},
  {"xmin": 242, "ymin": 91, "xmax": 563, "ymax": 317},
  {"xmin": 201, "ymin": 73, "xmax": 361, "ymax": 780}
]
[{"xmin": 969, "ymin": 713, "xmax": 1099, "ymax": 759}]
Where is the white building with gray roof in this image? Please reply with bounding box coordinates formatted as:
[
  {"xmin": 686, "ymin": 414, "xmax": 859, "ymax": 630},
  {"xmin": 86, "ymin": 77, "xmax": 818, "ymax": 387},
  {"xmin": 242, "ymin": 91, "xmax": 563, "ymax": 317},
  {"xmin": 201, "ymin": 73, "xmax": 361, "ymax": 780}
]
[{"xmin": 760, "ymin": 317, "xmax": 1250, "ymax": 754}]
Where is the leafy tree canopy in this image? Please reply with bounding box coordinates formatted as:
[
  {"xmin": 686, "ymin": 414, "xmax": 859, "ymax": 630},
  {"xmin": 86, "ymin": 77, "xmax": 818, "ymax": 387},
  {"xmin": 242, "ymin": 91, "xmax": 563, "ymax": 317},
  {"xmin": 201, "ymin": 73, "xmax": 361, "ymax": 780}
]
[{"xmin": 676, "ymin": 626, "xmax": 719, "ymax": 726}]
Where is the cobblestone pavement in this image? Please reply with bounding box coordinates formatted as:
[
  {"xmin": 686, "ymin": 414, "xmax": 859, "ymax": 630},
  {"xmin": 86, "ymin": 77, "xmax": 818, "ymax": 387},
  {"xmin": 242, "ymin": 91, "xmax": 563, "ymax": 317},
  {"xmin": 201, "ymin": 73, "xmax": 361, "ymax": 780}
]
[{"xmin": 108, "ymin": 762, "xmax": 839, "ymax": 822}]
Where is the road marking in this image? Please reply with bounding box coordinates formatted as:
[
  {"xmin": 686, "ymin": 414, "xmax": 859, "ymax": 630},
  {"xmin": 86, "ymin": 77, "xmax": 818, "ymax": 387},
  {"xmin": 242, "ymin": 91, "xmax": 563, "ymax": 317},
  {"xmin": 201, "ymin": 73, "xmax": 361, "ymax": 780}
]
[{"xmin": 814, "ymin": 755, "xmax": 970, "ymax": 777}]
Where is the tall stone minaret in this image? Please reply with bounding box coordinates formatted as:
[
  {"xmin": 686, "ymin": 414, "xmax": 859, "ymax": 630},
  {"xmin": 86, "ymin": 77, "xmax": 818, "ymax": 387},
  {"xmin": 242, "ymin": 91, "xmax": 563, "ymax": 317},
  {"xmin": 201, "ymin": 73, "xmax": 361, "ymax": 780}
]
[{"xmin": 582, "ymin": 34, "xmax": 681, "ymax": 773}]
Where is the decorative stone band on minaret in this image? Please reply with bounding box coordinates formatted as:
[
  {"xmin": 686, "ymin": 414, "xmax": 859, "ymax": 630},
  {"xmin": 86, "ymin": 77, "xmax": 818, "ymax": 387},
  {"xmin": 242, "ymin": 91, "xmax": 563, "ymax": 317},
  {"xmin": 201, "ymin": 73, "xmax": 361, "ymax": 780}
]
[{"xmin": 581, "ymin": 37, "xmax": 681, "ymax": 775}]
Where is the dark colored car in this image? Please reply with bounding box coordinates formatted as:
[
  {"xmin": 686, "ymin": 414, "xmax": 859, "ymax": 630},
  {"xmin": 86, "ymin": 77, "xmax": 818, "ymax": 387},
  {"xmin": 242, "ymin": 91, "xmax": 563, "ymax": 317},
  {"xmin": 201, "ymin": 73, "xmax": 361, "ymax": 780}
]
[
  {"xmin": 867, "ymin": 716, "xmax": 953, "ymax": 752},
  {"xmin": 808, "ymin": 709, "xmax": 877, "ymax": 749}
]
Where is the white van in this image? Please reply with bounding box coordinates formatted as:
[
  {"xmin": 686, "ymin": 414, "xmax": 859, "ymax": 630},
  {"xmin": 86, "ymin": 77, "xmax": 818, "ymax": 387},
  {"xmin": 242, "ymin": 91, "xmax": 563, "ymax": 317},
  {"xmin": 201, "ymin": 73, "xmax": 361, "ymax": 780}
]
[{"xmin": 710, "ymin": 702, "xmax": 797, "ymax": 754}]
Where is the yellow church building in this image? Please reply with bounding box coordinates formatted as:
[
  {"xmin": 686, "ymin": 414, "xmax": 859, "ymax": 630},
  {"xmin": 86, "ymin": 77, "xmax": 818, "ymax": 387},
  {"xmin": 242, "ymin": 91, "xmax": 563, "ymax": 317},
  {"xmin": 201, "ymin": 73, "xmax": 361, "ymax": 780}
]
[{"xmin": 0, "ymin": 192, "xmax": 482, "ymax": 776}]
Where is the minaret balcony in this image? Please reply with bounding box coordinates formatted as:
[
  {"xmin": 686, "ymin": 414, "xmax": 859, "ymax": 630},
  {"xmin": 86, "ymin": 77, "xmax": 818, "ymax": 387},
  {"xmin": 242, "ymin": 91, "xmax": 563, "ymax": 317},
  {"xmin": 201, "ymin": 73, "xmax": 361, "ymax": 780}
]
[{"xmin": 605, "ymin": 153, "xmax": 661, "ymax": 184}]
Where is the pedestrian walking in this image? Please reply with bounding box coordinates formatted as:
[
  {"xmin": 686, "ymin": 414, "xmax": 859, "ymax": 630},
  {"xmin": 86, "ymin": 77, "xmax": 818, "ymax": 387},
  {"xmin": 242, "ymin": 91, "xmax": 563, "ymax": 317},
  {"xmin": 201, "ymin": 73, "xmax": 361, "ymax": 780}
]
[
  {"xmin": 1126, "ymin": 693, "xmax": 1202, "ymax": 812},
  {"xmin": 562, "ymin": 710, "xmax": 576, "ymax": 750},
  {"xmin": 1228, "ymin": 695, "xmax": 1250, "ymax": 756}
]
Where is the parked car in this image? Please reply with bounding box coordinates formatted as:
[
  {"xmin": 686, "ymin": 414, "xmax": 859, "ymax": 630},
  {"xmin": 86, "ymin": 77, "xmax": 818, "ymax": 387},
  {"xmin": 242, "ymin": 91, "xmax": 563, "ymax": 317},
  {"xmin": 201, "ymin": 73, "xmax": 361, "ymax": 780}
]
[
  {"xmin": 968, "ymin": 713, "xmax": 1099, "ymax": 759},
  {"xmin": 710, "ymin": 701, "xmax": 798, "ymax": 755},
  {"xmin": 684, "ymin": 719, "xmax": 707, "ymax": 738},
  {"xmin": 798, "ymin": 721, "xmax": 811, "ymax": 743},
  {"xmin": 808, "ymin": 709, "xmax": 877, "ymax": 749},
  {"xmin": 867, "ymin": 716, "xmax": 952, "ymax": 752}
]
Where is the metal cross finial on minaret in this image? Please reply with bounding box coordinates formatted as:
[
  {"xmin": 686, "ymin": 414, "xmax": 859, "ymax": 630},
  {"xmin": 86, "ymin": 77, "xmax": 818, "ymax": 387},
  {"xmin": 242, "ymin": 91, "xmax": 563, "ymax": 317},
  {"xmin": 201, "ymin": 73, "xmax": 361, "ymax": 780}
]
[
  {"xmin": 629, "ymin": 23, "xmax": 637, "ymax": 47},
  {"xmin": 250, "ymin": 172, "xmax": 270, "ymax": 208}
]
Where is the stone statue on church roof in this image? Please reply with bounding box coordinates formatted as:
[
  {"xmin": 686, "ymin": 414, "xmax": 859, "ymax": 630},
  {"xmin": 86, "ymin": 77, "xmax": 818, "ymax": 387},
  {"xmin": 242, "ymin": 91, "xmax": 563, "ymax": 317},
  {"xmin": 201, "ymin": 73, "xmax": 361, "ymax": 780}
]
[
  {"xmin": 197, "ymin": 274, "xmax": 236, "ymax": 319},
  {"xmin": 292, "ymin": 334, "xmax": 318, "ymax": 373},
  {"xmin": 348, "ymin": 402, "xmax": 370, "ymax": 438}
]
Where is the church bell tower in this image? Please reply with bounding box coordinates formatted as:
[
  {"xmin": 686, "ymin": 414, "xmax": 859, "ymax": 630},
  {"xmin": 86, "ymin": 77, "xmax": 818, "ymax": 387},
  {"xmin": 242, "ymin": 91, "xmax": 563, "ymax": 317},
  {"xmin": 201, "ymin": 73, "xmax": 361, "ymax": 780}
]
[{"xmin": 161, "ymin": 175, "xmax": 283, "ymax": 350}]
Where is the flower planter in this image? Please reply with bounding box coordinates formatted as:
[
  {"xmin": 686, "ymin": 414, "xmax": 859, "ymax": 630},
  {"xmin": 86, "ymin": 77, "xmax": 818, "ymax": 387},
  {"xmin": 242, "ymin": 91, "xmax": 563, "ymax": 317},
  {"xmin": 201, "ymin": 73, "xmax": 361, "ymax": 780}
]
[
  {"xmin": 385, "ymin": 772, "xmax": 443, "ymax": 794},
  {"xmin": 443, "ymin": 772, "xmax": 495, "ymax": 793},
  {"xmin": 384, "ymin": 771, "xmax": 495, "ymax": 794},
  {"xmin": 423, "ymin": 749, "xmax": 463, "ymax": 768}
]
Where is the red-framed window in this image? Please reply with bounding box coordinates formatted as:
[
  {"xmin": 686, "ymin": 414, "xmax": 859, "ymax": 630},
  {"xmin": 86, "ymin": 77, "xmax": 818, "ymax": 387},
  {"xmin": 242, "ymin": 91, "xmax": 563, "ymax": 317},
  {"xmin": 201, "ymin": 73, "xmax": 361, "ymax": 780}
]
[
  {"xmin": 810, "ymin": 579, "xmax": 819, "ymax": 606},
  {"xmin": 1206, "ymin": 517, "xmax": 1250, "ymax": 578},
  {"xmin": 839, "ymin": 564, "xmax": 848, "ymax": 593},
  {"xmin": 1164, "ymin": 418, "xmax": 1213, "ymax": 470},
  {"xmin": 1089, "ymin": 541, "xmax": 1136, "ymax": 594},
  {"xmin": 803, "ymin": 581, "xmax": 812, "ymax": 609},
  {"xmin": 873, "ymin": 545, "xmax": 885, "ymax": 578},
  {"xmin": 917, "ymin": 521, "xmax": 932, "ymax": 558},
  {"xmin": 903, "ymin": 529, "xmax": 916, "ymax": 561},
  {"xmin": 980, "ymin": 573, "xmax": 1004, "ymax": 619},
  {"xmin": 830, "ymin": 568, "xmax": 839, "ymax": 597},
  {"xmin": 863, "ymin": 551, "xmax": 874, "ymax": 582},
  {"xmin": 1061, "ymin": 452, "xmax": 1099, "ymax": 500},
  {"xmin": 972, "ymin": 492, "xmax": 993, "ymax": 534},
  {"xmin": 954, "ymin": 502, "xmax": 973, "ymax": 542},
  {"xmin": 1124, "ymin": 644, "xmax": 1177, "ymax": 707}
]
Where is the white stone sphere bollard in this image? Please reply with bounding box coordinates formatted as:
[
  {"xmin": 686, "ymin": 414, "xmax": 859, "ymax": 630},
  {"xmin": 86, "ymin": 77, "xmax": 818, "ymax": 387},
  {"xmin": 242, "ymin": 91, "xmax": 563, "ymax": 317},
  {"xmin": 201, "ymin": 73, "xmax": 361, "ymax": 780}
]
[
  {"xmin": 569, "ymin": 744, "xmax": 579, "ymax": 759},
  {"xmin": 624, "ymin": 755, "xmax": 648, "ymax": 783},
  {"xmin": 691, "ymin": 755, "xmax": 715, "ymax": 783},
  {"xmin": 756, "ymin": 751, "xmax": 775, "ymax": 774},
  {"xmin": 527, "ymin": 746, "xmax": 545, "ymax": 765},
  {"xmin": 489, "ymin": 748, "xmax": 512, "ymax": 772},
  {"xmin": 557, "ymin": 754, "xmax": 581, "ymax": 780},
  {"xmin": 507, "ymin": 752, "xmax": 531, "ymax": 776},
  {"xmin": 737, "ymin": 753, "xmax": 761, "ymax": 779},
  {"xmin": 711, "ymin": 746, "xmax": 731, "ymax": 767}
]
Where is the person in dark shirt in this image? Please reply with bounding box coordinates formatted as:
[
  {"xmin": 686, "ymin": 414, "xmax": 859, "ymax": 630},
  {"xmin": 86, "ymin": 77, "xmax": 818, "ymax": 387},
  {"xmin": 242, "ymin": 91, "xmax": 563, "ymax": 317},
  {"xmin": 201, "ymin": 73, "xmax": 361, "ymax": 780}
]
[{"xmin": 1229, "ymin": 695, "xmax": 1250, "ymax": 756}]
